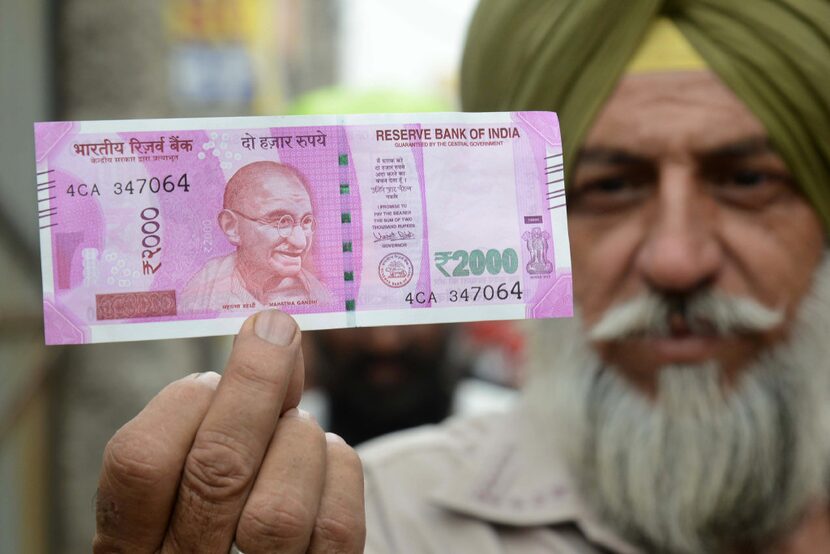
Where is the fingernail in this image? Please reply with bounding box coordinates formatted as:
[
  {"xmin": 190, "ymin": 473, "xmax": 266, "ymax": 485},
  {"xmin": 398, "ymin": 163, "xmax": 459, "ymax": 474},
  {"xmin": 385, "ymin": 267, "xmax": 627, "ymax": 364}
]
[
  {"xmin": 326, "ymin": 432, "xmax": 346, "ymax": 445},
  {"xmin": 195, "ymin": 371, "xmax": 221, "ymax": 384},
  {"xmin": 254, "ymin": 310, "xmax": 295, "ymax": 346},
  {"xmin": 283, "ymin": 408, "xmax": 312, "ymax": 420}
]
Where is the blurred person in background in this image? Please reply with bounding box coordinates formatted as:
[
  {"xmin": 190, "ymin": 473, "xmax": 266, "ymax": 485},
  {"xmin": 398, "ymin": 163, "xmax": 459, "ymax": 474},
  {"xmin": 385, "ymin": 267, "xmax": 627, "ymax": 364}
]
[
  {"xmin": 301, "ymin": 324, "xmax": 519, "ymax": 445},
  {"xmin": 94, "ymin": 1, "xmax": 830, "ymax": 554}
]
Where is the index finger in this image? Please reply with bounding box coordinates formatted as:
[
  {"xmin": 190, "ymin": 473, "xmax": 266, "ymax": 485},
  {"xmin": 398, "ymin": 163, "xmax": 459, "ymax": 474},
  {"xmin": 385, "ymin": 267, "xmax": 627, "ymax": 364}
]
[{"xmin": 162, "ymin": 310, "xmax": 305, "ymax": 553}]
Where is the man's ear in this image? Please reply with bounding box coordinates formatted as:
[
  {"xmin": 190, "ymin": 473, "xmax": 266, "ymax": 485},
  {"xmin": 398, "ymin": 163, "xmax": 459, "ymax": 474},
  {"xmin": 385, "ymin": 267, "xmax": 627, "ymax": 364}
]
[{"xmin": 218, "ymin": 209, "xmax": 241, "ymax": 246}]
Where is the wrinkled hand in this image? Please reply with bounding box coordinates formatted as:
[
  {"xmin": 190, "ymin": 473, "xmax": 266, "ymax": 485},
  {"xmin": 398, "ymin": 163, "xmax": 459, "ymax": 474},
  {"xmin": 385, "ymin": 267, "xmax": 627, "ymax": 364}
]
[{"xmin": 94, "ymin": 310, "xmax": 365, "ymax": 553}]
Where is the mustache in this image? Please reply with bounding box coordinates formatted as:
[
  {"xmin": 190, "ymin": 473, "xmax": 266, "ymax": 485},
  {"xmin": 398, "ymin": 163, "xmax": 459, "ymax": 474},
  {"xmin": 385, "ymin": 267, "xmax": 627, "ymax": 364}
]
[{"xmin": 589, "ymin": 290, "xmax": 785, "ymax": 341}]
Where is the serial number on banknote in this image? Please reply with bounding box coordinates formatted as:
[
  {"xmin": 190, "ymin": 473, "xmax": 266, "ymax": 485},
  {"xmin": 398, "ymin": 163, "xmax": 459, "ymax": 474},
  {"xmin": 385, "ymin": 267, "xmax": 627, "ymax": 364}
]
[
  {"xmin": 64, "ymin": 173, "xmax": 191, "ymax": 197},
  {"xmin": 405, "ymin": 281, "xmax": 523, "ymax": 305}
]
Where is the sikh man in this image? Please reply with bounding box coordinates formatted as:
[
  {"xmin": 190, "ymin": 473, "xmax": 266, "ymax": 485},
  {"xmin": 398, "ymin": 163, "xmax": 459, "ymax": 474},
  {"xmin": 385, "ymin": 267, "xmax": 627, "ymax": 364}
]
[
  {"xmin": 181, "ymin": 160, "xmax": 331, "ymax": 311},
  {"xmin": 92, "ymin": 1, "xmax": 830, "ymax": 553}
]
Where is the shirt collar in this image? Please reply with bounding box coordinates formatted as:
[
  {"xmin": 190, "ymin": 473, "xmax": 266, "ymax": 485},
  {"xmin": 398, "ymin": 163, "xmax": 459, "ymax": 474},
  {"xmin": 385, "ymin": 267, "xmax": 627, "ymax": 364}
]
[{"xmin": 428, "ymin": 398, "xmax": 644, "ymax": 554}]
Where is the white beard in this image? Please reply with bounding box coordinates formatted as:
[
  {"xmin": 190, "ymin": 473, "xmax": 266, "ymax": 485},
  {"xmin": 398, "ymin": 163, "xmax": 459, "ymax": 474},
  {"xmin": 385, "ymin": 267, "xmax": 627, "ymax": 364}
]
[{"xmin": 525, "ymin": 256, "xmax": 830, "ymax": 553}]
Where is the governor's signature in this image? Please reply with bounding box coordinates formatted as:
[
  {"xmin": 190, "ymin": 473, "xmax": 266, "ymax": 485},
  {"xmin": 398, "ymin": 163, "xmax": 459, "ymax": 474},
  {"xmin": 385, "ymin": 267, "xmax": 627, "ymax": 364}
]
[{"xmin": 373, "ymin": 230, "xmax": 416, "ymax": 243}]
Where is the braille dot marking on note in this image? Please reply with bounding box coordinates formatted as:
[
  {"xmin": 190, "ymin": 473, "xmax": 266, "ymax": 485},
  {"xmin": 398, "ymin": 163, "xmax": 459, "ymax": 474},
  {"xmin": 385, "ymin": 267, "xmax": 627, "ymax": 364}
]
[
  {"xmin": 341, "ymin": 213, "xmax": 351, "ymax": 224},
  {"xmin": 338, "ymin": 154, "xmax": 349, "ymax": 166},
  {"xmin": 344, "ymin": 271, "xmax": 354, "ymax": 281},
  {"xmin": 342, "ymin": 242, "xmax": 352, "ymax": 252}
]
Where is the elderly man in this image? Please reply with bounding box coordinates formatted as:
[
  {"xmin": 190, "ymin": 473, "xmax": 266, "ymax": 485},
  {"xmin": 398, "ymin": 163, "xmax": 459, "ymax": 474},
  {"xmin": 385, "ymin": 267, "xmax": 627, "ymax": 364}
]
[
  {"xmin": 181, "ymin": 160, "xmax": 330, "ymax": 311},
  {"xmin": 93, "ymin": 1, "xmax": 830, "ymax": 553}
]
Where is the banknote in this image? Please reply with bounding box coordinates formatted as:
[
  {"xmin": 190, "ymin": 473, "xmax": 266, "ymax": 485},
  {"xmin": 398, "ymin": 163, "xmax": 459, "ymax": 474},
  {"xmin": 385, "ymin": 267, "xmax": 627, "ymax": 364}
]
[{"xmin": 34, "ymin": 112, "xmax": 572, "ymax": 345}]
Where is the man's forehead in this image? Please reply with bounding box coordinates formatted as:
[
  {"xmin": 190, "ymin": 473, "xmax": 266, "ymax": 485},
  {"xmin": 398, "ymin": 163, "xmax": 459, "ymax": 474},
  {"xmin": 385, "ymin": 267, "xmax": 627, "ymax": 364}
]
[
  {"xmin": 241, "ymin": 174, "xmax": 311, "ymax": 213},
  {"xmin": 612, "ymin": 71, "xmax": 754, "ymax": 113},
  {"xmin": 581, "ymin": 70, "xmax": 770, "ymax": 157}
]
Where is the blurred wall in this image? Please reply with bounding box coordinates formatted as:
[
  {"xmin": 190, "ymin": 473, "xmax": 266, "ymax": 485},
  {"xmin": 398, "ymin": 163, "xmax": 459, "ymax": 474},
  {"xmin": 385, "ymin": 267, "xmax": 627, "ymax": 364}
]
[
  {"xmin": 58, "ymin": 0, "xmax": 173, "ymax": 120},
  {"xmin": 0, "ymin": 0, "xmax": 55, "ymax": 552},
  {"xmin": 0, "ymin": 0, "xmax": 52, "ymax": 254}
]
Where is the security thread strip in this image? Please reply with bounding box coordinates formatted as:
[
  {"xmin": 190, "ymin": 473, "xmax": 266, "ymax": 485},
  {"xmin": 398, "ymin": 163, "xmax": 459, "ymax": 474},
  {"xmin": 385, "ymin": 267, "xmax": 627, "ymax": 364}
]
[{"xmin": 339, "ymin": 149, "xmax": 356, "ymax": 317}]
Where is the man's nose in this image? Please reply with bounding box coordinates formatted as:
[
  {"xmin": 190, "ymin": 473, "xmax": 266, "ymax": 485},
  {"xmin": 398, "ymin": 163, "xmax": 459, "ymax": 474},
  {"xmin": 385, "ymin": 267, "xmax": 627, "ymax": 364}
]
[
  {"xmin": 635, "ymin": 166, "xmax": 723, "ymax": 294},
  {"xmin": 285, "ymin": 224, "xmax": 308, "ymax": 249}
]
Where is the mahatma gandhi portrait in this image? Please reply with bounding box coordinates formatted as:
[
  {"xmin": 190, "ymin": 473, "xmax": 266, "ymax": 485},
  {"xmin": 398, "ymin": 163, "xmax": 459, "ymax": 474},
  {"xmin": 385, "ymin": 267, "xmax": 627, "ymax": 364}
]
[{"xmin": 181, "ymin": 161, "xmax": 330, "ymax": 311}]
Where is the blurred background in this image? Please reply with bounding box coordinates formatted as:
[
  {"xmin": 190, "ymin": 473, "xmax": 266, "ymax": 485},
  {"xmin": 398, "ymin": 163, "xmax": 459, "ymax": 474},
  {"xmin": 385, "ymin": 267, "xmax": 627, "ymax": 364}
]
[{"xmin": 0, "ymin": 1, "xmax": 528, "ymax": 551}]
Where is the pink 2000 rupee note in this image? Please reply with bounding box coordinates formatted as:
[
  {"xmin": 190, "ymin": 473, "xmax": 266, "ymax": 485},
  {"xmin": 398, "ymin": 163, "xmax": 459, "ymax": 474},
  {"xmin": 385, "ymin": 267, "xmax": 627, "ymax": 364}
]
[{"xmin": 33, "ymin": 112, "xmax": 572, "ymax": 345}]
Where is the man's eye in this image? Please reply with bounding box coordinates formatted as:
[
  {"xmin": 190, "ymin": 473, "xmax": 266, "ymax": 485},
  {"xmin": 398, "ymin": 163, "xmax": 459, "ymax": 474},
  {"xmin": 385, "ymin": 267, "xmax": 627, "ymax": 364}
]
[
  {"xmin": 709, "ymin": 168, "xmax": 793, "ymax": 207},
  {"xmin": 570, "ymin": 176, "xmax": 649, "ymax": 214},
  {"xmin": 715, "ymin": 168, "xmax": 791, "ymax": 189},
  {"xmin": 729, "ymin": 170, "xmax": 769, "ymax": 187},
  {"xmin": 590, "ymin": 177, "xmax": 630, "ymax": 192},
  {"xmin": 577, "ymin": 177, "xmax": 643, "ymax": 196}
]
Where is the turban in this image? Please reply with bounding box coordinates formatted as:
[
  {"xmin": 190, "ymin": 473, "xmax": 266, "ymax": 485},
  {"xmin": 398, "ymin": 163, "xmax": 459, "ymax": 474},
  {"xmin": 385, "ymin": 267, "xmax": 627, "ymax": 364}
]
[{"xmin": 461, "ymin": 0, "xmax": 830, "ymax": 228}]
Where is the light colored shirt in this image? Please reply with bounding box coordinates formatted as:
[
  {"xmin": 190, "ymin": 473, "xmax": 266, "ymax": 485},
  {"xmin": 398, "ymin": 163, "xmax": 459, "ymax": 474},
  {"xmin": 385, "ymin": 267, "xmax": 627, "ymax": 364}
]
[{"xmin": 359, "ymin": 401, "xmax": 644, "ymax": 554}]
